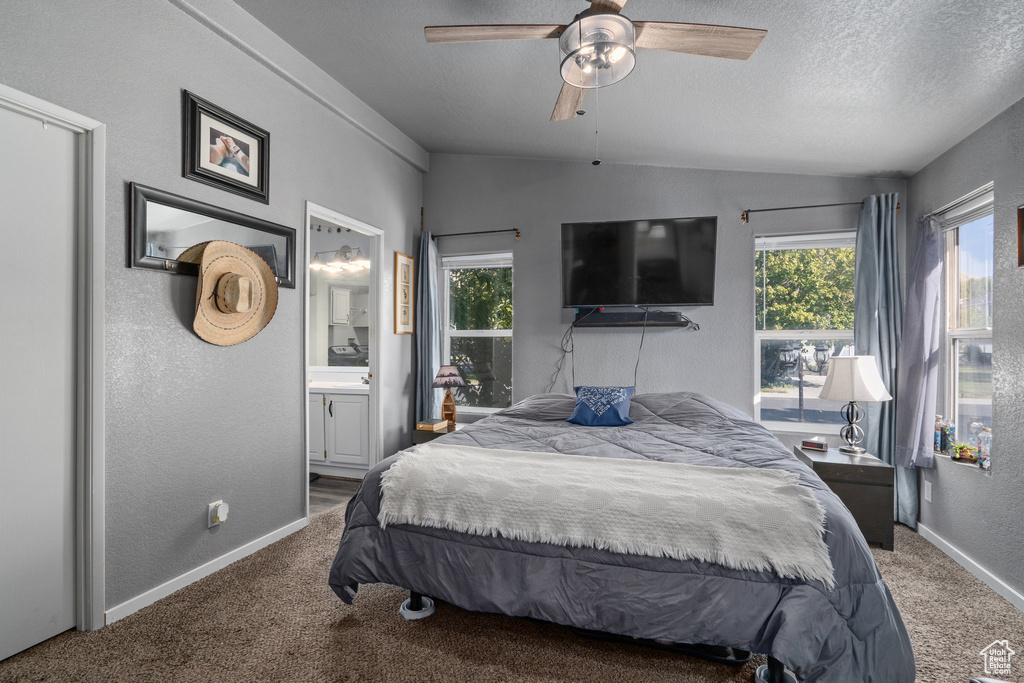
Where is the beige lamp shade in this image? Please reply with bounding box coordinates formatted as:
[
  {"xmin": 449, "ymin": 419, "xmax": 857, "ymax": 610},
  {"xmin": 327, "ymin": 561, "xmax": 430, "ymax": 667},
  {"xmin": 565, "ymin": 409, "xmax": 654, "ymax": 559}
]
[{"xmin": 819, "ymin": 356, "xmax": 892, "ymax": 402}]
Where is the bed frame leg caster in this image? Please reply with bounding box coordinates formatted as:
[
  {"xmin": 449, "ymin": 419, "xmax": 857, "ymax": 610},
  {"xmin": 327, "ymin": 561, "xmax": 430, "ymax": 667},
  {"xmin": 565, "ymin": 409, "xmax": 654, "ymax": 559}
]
[
  {"xmin": 755, "ymin": 656, "xmax": 796, "ymax": 683},
  {"xmin": 399, "ymin": 591, "xmax": 435, "ymax": 621}
]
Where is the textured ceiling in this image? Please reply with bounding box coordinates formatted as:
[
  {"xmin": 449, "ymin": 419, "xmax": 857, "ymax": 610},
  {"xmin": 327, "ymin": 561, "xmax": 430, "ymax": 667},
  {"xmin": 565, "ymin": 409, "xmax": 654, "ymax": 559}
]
[{"xmin": 234, "ymin": 0, "xmax": 1024, "ymax": 177}]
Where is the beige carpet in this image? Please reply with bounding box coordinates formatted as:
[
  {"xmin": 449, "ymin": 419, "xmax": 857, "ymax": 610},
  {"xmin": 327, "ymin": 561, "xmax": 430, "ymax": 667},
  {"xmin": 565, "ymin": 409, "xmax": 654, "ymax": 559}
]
[{"xmin": 2, "ymin": 507, "xmax": 1022, "ymax": 682}]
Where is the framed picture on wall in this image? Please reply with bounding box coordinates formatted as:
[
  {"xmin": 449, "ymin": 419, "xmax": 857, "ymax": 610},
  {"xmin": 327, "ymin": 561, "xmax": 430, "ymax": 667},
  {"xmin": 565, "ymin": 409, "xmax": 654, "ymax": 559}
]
[
  {"xmin": 182, "ymin": 90, "xmax": 270, "ymax": 204},
  {"xmin": 1018, "ymin": 204, "xmax": 1024, "ymax": 267},
  {"xmin": 395, "ymin": 252, "xmax": 414, "ymax": 334}
]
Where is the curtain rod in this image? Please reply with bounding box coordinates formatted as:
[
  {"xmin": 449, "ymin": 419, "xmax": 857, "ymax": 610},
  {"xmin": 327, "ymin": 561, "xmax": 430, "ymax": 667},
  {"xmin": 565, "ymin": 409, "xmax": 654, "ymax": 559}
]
[
  {"xmin": 740, "ymin": 201, "xmax": 900, "ymax": 224},
  {"xmin": 431, "ymin": 228, "xmax": 521, "ymax": 240}
]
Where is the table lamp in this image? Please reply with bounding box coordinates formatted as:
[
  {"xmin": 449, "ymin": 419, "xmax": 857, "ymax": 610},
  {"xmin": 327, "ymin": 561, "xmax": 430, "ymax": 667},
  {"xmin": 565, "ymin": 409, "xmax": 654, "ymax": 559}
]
[
  {"xmin": 432, "ymin": 365, "xmax": 466, "ymax": 427},
  {"xmin": 818, "ymin": 355, "xmax": 892, "ymax": 454}
]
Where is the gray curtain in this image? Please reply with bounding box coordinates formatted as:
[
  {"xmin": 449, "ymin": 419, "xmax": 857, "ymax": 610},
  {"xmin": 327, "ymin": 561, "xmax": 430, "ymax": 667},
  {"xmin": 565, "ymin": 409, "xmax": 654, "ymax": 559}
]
[
  {"xmin": 415, "ymin": 231, "xmax": 441, "ymax": 422},
  {"xmin": 854, "ymin": 193, "xmax": 917, "ymax": 527},
  {"xmin": 894, "ymin": 216, "xmax": 942, "ymax": 470}
]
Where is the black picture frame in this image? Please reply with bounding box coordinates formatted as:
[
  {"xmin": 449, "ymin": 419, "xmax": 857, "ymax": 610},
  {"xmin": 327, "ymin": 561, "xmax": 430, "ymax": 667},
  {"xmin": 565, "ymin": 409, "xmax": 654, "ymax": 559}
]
[
  {"xmin": 182, "ymin": 90, "xmax": 270, "ymax": 204},
  {"xmin": 1018, "ymin": 204, "xmax": 1024, "ymax": 268},
  {"xmin": 129, "ymin": 183, "xmax": 296, "ymax": 288}
]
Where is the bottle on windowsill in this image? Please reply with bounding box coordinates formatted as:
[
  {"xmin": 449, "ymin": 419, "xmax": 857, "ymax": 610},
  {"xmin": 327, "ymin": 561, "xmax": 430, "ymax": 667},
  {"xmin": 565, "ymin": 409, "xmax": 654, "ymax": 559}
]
[
  {"xmin": 977, "ymin": 427, "xmax": 992, "ymax": 458},
  {"xmin": 939, "ymin": 419, "xmax": 955, "ymax": 455},
  {"xmin": 970, "ymin": 417, "xmax": 984, "ymax": 442}
]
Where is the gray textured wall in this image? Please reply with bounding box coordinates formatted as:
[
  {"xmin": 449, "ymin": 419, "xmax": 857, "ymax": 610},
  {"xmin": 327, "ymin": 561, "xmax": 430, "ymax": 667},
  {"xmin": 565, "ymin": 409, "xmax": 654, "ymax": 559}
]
[
  {"xmin": 907, "ymin": 96, "xmax": 1024, "ymax": 594},
  {"xmin": 423, "ymin": 154, "xmax": 905, "ymax": 419},
  {"xmin": 0, "ymin": 0, "xmax": 422, "ymax": 607}
]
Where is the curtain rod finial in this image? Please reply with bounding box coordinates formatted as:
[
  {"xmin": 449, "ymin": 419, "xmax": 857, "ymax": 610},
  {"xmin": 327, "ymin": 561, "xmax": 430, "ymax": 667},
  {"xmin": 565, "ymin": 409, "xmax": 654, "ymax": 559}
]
[
  {"xmin": 741, "ymin": 211, "xmax": 749, "ymax": 224},
  {"xmin": 515, "ymin": 229, "xmax": 521, "ymax": 240}
]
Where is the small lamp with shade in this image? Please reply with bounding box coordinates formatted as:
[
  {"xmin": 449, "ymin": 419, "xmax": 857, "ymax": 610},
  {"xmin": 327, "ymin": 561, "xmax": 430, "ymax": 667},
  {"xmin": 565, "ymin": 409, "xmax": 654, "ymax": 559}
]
[
  {"xmin": 433, "ymin": 365, "xmax": 466, "ymax": 428},
  {"xmin": 818, "ymin": 355, "xmax": 892, "ymax": 454}
]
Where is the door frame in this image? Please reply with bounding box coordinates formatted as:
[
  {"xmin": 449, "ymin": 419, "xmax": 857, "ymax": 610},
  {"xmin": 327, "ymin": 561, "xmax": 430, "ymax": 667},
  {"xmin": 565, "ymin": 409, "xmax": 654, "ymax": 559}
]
[
  {"xmin": 303, "ymin": 202, "xmax": 384, "ymax": 514},
  {"xmin": 0, "ymin": 83, "xmax": 106, "ymax": 631}
]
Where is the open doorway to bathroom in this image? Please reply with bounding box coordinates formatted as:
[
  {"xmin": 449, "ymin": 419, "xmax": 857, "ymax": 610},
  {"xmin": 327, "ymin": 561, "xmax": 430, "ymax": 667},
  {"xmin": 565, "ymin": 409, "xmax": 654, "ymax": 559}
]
[{"xmin": 304, "ymin": 202, "xmax": 384, "ymax": 510}]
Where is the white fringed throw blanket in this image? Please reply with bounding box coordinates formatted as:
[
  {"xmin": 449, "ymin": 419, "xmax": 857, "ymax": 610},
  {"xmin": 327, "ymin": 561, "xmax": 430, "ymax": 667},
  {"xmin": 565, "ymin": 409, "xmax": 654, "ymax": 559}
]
[{"xmin": 379, "ymin": 443, "xmax": 835, "ymax": 588}]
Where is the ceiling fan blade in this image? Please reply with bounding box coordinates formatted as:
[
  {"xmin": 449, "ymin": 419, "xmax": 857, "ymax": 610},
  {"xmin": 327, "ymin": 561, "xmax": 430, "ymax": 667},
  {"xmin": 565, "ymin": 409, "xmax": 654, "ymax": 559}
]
[
  {"xmin": 551, "ymin": 83, "xmax": 586, "ymax": 122},
  {"xmin": 634, "ymin": 21, "xmax": 767, "ymax": 60},
  {"xmin": 425, "ymin": 24, "xmax": 566, "ymax": 43},
  {"xmin": 589, "ymin": 0, "xmax": 628, "ymax": 13}
]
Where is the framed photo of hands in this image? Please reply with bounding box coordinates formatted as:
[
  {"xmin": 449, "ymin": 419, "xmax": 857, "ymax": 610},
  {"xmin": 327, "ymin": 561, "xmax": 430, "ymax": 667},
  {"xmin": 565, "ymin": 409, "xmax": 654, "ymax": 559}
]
[{"xmin": 183, "ymin": 90, "xmax": 270, "ymax": 203}]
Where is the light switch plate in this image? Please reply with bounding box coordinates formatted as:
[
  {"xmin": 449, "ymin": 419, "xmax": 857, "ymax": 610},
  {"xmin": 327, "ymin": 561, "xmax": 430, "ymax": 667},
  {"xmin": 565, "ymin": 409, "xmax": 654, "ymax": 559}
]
[{"xmin": 923, "ymin": 480, "xmax": 932, "ymax": 503}]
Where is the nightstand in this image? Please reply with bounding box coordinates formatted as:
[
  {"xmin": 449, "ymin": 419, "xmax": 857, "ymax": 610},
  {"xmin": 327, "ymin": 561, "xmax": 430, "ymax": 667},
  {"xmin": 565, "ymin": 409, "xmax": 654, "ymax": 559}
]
[
  {"xmin": 793, "ymin": 446, "xmax": 895, "ymax": 551},
  {"xmin": 413, "ymin": 423, "xmax": 461, "ymax": 444}
]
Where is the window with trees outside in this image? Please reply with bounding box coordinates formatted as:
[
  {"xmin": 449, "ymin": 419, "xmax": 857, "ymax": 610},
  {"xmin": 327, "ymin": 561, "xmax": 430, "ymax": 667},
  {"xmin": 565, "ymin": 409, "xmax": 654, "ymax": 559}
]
[
  {"xmin": 754, "ymin": 232, "xmax": 856, "ymax": 431},
  {"xmin": 441, "ymin": 253, "xmax": 513, "ymax": 411},
  {"xmin": 942, "ymin": 205, "xmax": 993, "ymax": 443}
]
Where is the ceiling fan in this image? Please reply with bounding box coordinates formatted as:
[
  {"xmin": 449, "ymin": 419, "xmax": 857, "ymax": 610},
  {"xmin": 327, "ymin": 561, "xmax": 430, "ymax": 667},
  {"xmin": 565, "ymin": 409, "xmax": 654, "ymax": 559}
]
[{"xmin": 425, "ymin": 0, "xmax": 767, "ymax": 122}]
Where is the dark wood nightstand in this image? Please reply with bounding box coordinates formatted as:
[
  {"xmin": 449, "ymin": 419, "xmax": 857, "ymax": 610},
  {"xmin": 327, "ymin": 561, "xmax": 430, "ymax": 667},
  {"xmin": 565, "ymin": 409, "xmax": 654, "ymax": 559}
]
[
  {"xmin": 413, "ymin": 423, "xmax": 462, "ymax": 444},
  {"xmin": 793, "ymin": 446, "xmax": 895, "ymax": 551}
]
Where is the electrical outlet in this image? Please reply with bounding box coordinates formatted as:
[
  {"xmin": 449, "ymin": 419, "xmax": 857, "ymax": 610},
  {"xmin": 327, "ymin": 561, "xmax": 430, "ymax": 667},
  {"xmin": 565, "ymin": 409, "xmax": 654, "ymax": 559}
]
[
  {"xmin": 208, "ymin": 500, "xmax": 229, "ymax": 528},
  {"xmin": 923, "ymin": 481, "xmax": 932, "ymax": 503}
]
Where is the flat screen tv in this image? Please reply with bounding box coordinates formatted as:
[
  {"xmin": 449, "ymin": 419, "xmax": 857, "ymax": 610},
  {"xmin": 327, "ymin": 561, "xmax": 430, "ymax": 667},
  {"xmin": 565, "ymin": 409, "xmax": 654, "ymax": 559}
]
[{"xmin": 561, "ymin": 216, "xmax": 717, "ymax": 308}]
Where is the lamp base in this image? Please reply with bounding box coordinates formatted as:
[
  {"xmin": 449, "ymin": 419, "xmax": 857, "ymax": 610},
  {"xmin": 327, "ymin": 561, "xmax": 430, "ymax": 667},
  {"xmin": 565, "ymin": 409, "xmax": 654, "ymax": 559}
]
[
  {"xmin": 838, "ymin": 401, "xmax": 867, "ymax": 454},
  {"xmin": 441, "ymin": 389, "xmax": 456, "ymax": 427}
]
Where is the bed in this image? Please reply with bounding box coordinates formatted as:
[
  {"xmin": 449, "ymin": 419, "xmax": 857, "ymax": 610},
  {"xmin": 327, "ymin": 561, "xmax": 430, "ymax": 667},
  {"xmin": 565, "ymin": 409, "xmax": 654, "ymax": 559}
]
[{"xmin": 329, "ymin": 392, "xmax": 915, "ymax": 682}]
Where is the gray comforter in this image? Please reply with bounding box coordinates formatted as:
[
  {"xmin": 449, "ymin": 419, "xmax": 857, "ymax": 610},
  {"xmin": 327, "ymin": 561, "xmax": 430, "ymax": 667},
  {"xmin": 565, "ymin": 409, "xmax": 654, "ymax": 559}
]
[{"xmin": 329, "ymin": 392, "xmax": 915, "ymax": 682}]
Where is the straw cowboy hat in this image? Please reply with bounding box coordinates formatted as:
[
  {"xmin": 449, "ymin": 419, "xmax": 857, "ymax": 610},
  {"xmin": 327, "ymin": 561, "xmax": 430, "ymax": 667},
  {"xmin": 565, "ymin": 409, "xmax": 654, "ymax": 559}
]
[{"xmin": 178, "ymin": 241, "xmax": 278, "ymax": 346}]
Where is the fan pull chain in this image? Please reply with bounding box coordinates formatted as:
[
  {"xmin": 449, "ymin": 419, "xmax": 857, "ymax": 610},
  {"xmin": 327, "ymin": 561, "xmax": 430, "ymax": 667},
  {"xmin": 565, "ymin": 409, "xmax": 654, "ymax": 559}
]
[{"xmin": 593, "ymin": 84, "xmax": 601, "ymax": 166}]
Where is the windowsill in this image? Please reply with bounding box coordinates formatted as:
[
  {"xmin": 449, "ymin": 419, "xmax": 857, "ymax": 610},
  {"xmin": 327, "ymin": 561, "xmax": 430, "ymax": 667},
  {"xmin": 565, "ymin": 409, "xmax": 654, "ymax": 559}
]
[
  {"xmin": 453, "ymin": 406, "xmax": 505, "ymax": 425},
  {"xmin": 934, "ymin": 452, "xmax": 993, "ymax": 475},
  {"xmin": 760, "ymin": 421, "xmax": 843, "ymax": 437},
  {"xmin": 456, "ymin": 406, "xmax": 504, "ymax": 415}
]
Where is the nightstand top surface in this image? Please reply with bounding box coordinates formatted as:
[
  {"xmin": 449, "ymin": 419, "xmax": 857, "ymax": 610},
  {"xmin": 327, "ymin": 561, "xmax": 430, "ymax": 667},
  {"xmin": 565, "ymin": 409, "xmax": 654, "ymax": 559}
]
[
  {"xmin": 793, "ymin": 446, "xmax": 892, "ymax": 469},
  {"xmin": 415, "ymin": 422, "xmax": 462, "ymax": 432}
]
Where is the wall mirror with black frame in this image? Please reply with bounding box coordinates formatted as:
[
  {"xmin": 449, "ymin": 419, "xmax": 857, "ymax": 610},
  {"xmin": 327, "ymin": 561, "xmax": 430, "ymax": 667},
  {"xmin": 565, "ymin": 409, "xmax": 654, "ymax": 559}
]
[{"xmin": 129, "ymin": 182, "xmax": 295, "ymax": 288}]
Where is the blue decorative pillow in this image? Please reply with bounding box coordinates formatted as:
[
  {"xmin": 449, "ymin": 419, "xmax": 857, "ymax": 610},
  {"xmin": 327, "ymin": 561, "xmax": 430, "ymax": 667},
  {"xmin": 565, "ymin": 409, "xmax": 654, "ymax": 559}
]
[{"xmin": 567, "ymin": 386, "xmax": 635, "ymax": 427}]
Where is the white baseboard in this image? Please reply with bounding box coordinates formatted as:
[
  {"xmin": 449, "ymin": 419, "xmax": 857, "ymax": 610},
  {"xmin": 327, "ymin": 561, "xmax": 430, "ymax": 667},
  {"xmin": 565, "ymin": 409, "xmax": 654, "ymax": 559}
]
[
  {"xmin": 104, "ymin": 518, "xmax": 308, "ymax": 625},
  {"xmin": 918, "ymin": 522, "xmax": 1024, "ymax": 613}
]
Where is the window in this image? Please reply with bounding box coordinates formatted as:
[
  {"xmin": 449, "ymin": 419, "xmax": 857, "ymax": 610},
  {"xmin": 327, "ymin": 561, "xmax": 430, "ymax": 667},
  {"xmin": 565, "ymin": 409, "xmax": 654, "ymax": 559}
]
[
  {"xmin": 754, "ymin": 233, "xmax": 856, "ymax": 432},
  {"xmin": 441, "ymin": 253, "xmax": 513, "ymax": 411},
  {"xmin": 941, "ymin": 189, "xmax": 994, "ymax": 443}
]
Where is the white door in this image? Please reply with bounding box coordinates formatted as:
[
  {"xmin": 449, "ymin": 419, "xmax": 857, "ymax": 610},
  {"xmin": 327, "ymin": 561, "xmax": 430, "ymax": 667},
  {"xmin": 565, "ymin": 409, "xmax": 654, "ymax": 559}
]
[
  {"xmin": 0, "ymin": 106, "xmax": 78, "ymax": 659},
  {"xmin": 309, "ymin": 393, "xmax": 325, "ymax": 463},
  {"xmin": 329, "ymin": 287, "xmax": 350, "ymax": 325},
  {"xmin": 326, "ymin": 395, "xmax": 369, "ymax": 467}
]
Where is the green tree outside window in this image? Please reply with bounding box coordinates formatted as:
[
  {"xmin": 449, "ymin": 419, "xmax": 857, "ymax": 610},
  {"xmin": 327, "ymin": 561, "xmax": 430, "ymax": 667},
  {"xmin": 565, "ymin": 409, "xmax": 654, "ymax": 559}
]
[
  {"xmin": 448, "ymin": 266, "xmax": 513, "ymax": 408},
  {"xmin": 756, "ymin": 247, "xmax": 855, "ymax": 388}
]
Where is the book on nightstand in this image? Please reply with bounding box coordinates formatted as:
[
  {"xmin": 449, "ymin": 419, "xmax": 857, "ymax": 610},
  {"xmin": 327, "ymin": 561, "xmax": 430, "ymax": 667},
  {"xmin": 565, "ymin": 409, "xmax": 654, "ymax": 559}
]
[
  {"xmin": 416, "ymin": 420, "xmax": 449, "ymax": 432},
  {"xmin": 801, "ymin": 437, "xmax": 829, "ymax": 452}
]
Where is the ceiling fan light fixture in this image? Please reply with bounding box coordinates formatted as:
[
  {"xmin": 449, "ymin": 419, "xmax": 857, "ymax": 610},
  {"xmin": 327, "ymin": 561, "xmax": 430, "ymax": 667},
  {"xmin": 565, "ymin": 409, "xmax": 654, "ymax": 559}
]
[{"xmin": 559, "ymin": 13, "xmax": 635, "ymax": 89}]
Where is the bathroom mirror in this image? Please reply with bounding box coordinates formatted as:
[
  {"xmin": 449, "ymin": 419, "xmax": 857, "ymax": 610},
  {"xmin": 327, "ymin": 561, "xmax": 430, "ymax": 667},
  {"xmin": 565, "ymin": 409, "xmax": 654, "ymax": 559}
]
[
  {"xmin": 129, "ymin": 182, "xmax": 295, "ymax": 288},
  {"xmin": 308, "ymin": 227, "xmax": 374, "ymax": 369}
]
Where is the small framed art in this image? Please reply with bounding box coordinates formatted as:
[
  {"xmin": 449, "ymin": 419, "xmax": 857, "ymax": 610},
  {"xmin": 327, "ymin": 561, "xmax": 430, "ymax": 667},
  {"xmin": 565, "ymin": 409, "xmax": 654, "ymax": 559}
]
[
  {"xmin": 183, "ymin": 90, "xmax": 270, "ymax": 203},
  {"xmin": 1018, "ymin": 204, "xmax": 1024, "ymax": 268},
  {"xmin": 395, "ymin": 252, "xmax": 415, "ymax": 334}
]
